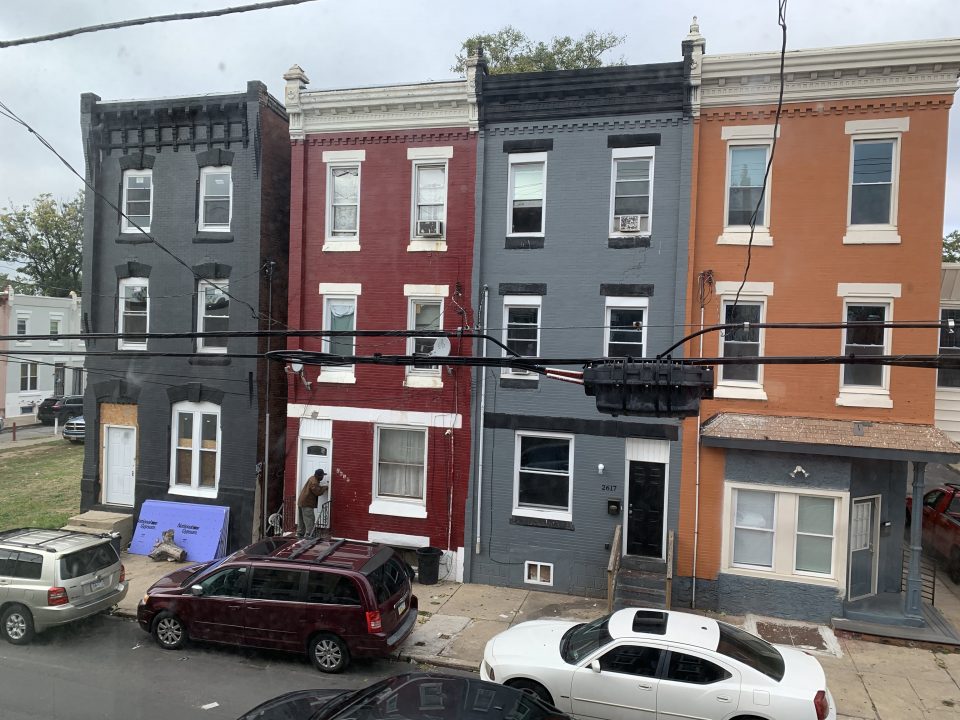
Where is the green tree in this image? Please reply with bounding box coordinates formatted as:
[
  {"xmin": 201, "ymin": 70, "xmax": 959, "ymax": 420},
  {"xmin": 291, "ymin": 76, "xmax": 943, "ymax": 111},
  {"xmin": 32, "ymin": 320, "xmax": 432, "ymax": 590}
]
[
  {"xmin": 453, "ymin": 26, "xmax": 626, "ymax": 75},
  {"xmin": 0, "ymin": 192, "xmax": 83, "ymax": 297},
  {"xmin": 945, "ymin": 229, "xmax": 960, "ymax": 263}
]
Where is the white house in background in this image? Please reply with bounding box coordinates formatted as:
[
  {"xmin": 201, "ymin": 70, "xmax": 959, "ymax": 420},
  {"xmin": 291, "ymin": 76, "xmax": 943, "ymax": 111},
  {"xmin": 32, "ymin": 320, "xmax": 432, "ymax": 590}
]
[
  {"xmin": 0, "ymin": 288, "xmax": 85, "ymax": 420},
  {"xmin": 938, "ymin": 264, "xmax": 960, "ymax": 442}
]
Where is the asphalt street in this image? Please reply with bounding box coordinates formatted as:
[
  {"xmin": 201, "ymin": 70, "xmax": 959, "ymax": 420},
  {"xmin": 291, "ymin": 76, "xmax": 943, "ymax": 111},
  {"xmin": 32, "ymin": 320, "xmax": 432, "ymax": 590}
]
[
  {"xmin": 0, "ymin": 612, "xmax": 446, "ymax": 720},
  {"xmin": 0, "ymin": 422, "xmax": 63, "ymax": 444}
]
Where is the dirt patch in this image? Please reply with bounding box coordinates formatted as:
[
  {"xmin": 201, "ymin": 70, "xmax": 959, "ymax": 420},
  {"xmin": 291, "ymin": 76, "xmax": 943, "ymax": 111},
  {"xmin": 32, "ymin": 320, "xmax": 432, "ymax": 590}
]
[{"xmin": 756, "ymin": 621, "xmax": 828, "ymax": 651}]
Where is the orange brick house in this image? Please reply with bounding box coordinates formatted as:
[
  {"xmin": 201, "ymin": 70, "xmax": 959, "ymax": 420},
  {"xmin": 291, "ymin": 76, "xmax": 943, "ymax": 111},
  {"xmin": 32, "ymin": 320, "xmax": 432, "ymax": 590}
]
[{"xmin": 675, "ymin": 28, "xmax": 960, "ymax": 629}]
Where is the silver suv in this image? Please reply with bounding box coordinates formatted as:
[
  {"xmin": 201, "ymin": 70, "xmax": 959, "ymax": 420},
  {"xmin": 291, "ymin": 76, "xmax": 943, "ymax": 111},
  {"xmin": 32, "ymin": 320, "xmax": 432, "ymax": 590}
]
[{"xmin": 0, "ymin": 529, "xmax": 128, "ymax": 644}]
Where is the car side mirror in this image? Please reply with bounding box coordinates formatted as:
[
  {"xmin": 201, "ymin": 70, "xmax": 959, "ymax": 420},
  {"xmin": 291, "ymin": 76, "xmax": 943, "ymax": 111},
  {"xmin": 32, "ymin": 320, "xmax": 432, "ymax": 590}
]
[
  {"xmin": 590, "ymin": 659, "xmax": 601, "ymax": 674},
  {"xmin": 190, "ymin": 584, "xmax": 204, "ymax": 596}
]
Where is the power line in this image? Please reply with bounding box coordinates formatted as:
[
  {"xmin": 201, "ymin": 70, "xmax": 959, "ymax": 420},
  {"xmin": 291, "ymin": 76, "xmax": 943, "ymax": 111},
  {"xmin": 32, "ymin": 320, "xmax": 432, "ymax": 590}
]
[{"xmin": 0, "ymin": 0, "xmax": 322, "ymax": 49}]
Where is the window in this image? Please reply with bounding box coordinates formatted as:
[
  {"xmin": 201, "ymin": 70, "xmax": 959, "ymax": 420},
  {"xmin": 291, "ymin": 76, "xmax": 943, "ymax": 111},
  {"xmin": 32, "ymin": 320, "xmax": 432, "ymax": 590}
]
[
  {"xmin": 19, "ymin": 363, "xmax": 37, "ymax": 391},
  {"xmin": 726, "ymin": 485, "xmax": 843, "ymax": 583},
  {"xmin": 121, "ymin": 169, "xmax": 152, "ymax": 233},
  {"xmin": 366, "ymin": 557, "xmax": 409, "ymax": 604},
  {"xmin": 71, "ymin": 367, "xmax": 83, "ymax": 395},
  {"xmin": 721, "ymin": 301, "xmax": 762, "ymax": 382},
  {"xmin": 199, "ymin": 566, "xmax": 248, "ymax": 598},
  {"xmin": 850, "ymin": 140, "xmax": 895, "ymax": 226},
  {"xmin": 524, "ymin": 561, "xmax": 553, "ymax": 586},
  {"xmin": 716, "ymin": 622, "xmax": 785, "ymax": 681},
  {"xmin": 0, "ymin": 550, "xmax": 43, "ymax": 580},
  {"xmin": 118, "ymin": 277, "xmax": 149, "ymax": 350},
  {"xmin": 54, "ymin": 363, "xmax": 65, "ymax": 397},
  {"xmin": 170, "ymin": 401, "xmax": 221, "ymax": 495},
  {"xmin": 199, "ymin": 167, "xmax": 232, "ymax": 231},
  {"xmin": 49, "ymin": 317, "xmax": 62, "ymax": 339},
  {"xmin": 609, "ymin": 149, "xmax": 653, "ymax": 235},
  {"xmin": 665, "ymin": 653, "xmax": 731, "ymax": 685},
  {"xmin": 16, "ymin": 315, "xmax": 27, "ymax": 339},
  {"xmin": 938, "ymin": 308, "xmax": 960, "ymax": 388},
  {"xmin": 514, "ymin": 432, "xmax": 573, "ymax": 521},
  {"xmin": 328, "ymin": 165, "xmax": 360, "ymax": 238},
  {"xmin": 408, "ymin": 299, "xmax": 443, "ymax": 376},
  {"xmin": 598, "ymin": 645, "xmax": 663, "ymax": 677},
  {"xmin": 374, "ymin": 426, "xmax": 426, "ymax": 504},
  {"xmin": 727, "ymin": 146, "xmax": 768, "ymax": 226},
  {"xmin": 412, "ymin": 163, "xmax": 446, "ymax": 236},
  {"xmin": 248, "ymin": 568, "xmax": 304, "ymax": 602},
  {"xmin": 605, "ymin": 298, "xmax": 646, "ymax": 358},
  {"xmin": 197, "ymin": 280, "xmax": 229, "ymax": 353},
  {"xmin": 842, "ymin": 303, "xmax": 887, "ymax": 388},
  {"xmin": 306, "ymin": 572, "xmax": 361, "ymax": 606},
  {"xmin": 503, "ymin": 296, "xmax": 541, "ymax": 376},
  {"xmin": 323, "ymin": 296, "xmax": 356, "ymax": 365},
  {"xmin": 507, "ymin": 153, "xmax": 546, "ymax": 235}
]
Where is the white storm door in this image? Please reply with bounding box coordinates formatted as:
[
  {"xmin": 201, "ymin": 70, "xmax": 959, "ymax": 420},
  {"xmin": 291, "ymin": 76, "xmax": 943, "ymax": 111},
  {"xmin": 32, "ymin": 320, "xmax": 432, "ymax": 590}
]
[
  {"xmin": 298, "ymin": 439, "xmax": 331, "ymax": 496},
  {"xmin": 104, "ymin": 425, "xmax": 136, "ymax": 506}
]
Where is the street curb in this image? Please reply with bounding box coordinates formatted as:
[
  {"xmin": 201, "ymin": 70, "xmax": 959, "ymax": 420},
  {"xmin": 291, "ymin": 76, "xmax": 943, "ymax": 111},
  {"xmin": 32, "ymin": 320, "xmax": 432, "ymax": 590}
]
[
  {"xmin": 112, "ymin": 607, "xmax": 137, "ymax": 620},
  {"xmin": 398, "ymin": 652, "xmax": 479, "ymax": 673}
]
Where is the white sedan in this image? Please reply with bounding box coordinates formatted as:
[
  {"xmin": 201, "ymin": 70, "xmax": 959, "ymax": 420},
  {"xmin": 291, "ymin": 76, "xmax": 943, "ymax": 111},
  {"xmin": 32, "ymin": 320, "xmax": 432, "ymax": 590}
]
[{"xmin": 480, "ymin": 608, "xmax": 835, "ymax": 720}]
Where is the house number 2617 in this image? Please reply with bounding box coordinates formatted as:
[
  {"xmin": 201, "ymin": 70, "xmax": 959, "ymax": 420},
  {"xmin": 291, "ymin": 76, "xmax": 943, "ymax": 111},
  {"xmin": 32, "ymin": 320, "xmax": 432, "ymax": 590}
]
[{"xmin": 601, "ymin": 484, "xmax": 618, "ymax": 492}]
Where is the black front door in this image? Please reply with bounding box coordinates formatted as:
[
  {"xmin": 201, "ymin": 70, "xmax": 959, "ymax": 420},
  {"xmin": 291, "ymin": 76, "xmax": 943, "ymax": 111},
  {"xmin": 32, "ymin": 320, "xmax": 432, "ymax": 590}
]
[{"xmin": 627, "ymin": 461, "xmax": 665, "ymax": 557}]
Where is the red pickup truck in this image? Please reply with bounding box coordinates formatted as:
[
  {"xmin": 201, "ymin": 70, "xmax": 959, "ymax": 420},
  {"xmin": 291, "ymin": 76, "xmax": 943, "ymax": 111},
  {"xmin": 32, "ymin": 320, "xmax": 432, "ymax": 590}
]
[{"xmin": 906, "ymin": 483, "xmax": 960, "ymax": 582}]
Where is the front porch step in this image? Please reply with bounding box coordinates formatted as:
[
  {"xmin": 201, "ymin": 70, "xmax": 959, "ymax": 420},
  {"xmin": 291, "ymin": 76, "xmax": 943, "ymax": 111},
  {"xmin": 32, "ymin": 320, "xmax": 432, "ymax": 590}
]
[
  {"xmin": 620, "ymin": 555, "xmax": 667, "ymax": 573},
  {"xmin": 617, "ymin": 569, "xmax": 668, "ymax": 592},
  {"xmin": 63, "ymin": 511, "xmax": 134, "ymax": 550},
  {"xmin": 614, "ymin": 585, "xmax": 667, "ymax": 610}
]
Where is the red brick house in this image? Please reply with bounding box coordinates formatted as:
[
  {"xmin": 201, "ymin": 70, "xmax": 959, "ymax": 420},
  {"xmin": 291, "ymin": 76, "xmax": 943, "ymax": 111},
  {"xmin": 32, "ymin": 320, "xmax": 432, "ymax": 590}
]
[{"xmin": 281, "ymin": 60, "xmax": 482, "ymax": 579}]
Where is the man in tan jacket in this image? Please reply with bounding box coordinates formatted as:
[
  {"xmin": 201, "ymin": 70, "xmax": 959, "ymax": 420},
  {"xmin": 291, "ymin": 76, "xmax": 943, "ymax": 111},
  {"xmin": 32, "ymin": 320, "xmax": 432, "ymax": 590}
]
[{"xmin": 297, "ymin": 468, "xmax": 328, "ymax": 537}]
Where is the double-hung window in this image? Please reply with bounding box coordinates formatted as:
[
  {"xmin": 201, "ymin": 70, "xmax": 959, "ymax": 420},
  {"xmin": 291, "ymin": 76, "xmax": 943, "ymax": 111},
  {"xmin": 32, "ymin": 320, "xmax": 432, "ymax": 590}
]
[
  {"xmin": 938, "ymin": 307, "xmax": 960, "ymax": 388},
  {"xmin": 408, "ymin": 146, "xmax": 452, "ymax": 250},
  {"xmin": 609, "ymin": 148, "xmax": 654, "ymax": 236},
  {"xmin": 719, "ymin": 126, "xmax": 776, "ymax": 246},
  {"xmin": 502, "ymin": 296, "xmax": 541, "ymax": 376},
  {"xmin": 727, "ymin": 485, "xmax": 843, "ymax": 582},
  {"xmin": 20, "ymin": 362, "xmax": 37, "ymax": 392},
  {"xmin": 171, "ymin": 401, "xmax": 221, "ymax": 496},
  {"xmin": 323, "ymin": 149, "xmax": 365, "ymax": 249},
  {"xmin": 837, "ymin": 283, "xmax": 898, "ymax": 408},
  {"xmin": 49, "ymin": 315, "xmax": 62, "ymax": 344},
  {"xmin": 15, "ymin": 314, "xmax": 28, "ymax": 344},
  {"xmin": 118, "ymin": 277, "xmax": 149, "ymax": 351},
  {"xmin": 513, "ymin": 432, "xmax": 573, "ymax": 522},
  {"xmin": 371, "ymin": 426, "xmax": 427, "ymax": 518},
  {"xmin": 197, "ymin": 280, "xmax": 229, "ymax": 353},
  {"xmin": 199, "ymin": 167, "xmax": 232, "ymax": 231},
  {"xmin": 604, "ymin": 297, "xmax": 646, "ymax": 358},
  {"xmin": 408, "ymin": 299, "xmax": 443, "ymax": 377},
  {"xmin": 714, "ymin": 282, "xmax": 771, "ymax": 400},
  {"xmin": 318, "ymin": 283, "xmax": 361, "ymax": 384},
  {"xmin": 507, "ymin": 153, "xmax": 547, "ymax": 236},
  {"xmin": 843, "ymin": 118, "xmax": 907, "ymax": 244},
  {"xmin": 122, "ymin": 169, "xmax": 152, "ymax": 233}
]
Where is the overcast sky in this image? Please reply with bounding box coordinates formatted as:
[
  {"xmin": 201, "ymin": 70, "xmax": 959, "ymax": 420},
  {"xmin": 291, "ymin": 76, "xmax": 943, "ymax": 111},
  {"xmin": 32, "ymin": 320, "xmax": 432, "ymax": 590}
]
[{"xmin": 1, "ymin": 0, "xmax": 958, "ymax": 232}]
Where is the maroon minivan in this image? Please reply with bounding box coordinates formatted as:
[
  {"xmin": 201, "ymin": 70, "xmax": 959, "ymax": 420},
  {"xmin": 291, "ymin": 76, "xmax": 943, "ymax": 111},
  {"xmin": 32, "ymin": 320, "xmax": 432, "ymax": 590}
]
[{"xmin": 136, "ymin": 537, "xmax": 417, "ymax": 672}]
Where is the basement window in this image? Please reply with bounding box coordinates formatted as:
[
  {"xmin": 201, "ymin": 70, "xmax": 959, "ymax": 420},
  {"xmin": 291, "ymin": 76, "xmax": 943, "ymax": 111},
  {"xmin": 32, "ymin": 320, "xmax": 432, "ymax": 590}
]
[{"xmin": 524, "ymin": 561, "xmax": 553, "ymax": 586}]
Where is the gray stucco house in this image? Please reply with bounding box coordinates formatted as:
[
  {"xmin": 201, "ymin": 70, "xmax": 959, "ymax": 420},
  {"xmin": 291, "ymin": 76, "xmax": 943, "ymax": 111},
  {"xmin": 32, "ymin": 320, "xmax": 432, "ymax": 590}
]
[
  {"xmin": 78, "ymin": 83, "xmax": 290, "ymax": 550},
  {"xmin": 465, "ymin": 47, "xmax": 697, "ymax": 597}
]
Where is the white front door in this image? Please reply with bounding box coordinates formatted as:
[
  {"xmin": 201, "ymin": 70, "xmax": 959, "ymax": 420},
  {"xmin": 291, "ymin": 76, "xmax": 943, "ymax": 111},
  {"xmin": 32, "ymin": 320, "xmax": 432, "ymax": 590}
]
[
  {"xmin": 299, "ymin": 439, "xmax": 332, "ymax": 526},
  {"xmin": 104, "ymin": 425, "xmax": 136, "ymax": 506}
]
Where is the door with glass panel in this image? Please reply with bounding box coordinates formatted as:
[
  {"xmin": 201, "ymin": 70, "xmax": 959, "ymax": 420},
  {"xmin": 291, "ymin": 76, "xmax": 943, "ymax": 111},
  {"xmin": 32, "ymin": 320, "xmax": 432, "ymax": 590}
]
[
  {"xmin": 849, "ymin": 496, "xmax": 880, "ymax": 601},
  {"xmin": 299, "ymin": 440, "xmax": 332, "ymax": 530}
]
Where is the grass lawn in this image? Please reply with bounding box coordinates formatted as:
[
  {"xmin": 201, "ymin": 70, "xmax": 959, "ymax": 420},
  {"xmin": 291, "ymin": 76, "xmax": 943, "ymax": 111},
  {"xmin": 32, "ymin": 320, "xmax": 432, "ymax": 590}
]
[{"xmin": 0, "ymin": 441, "xmax": 83, "ymax": 530}]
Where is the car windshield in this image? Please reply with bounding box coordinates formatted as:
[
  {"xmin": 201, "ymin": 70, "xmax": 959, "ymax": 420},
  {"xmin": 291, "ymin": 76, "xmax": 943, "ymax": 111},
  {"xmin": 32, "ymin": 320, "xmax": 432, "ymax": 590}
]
[
  {"xmin": 59, "ymin": 542, "xmax": 119, "ymax": 580},
  {"xmin": 180, "ymin": 557, "xmax": 228, "ymax": 587},
  {"xmin": 561, "ymin": 615, "xmax": 613, "ymax": 664},
  {"xmin": 716, "ymin": 621, "xmax": 785, "ymax": 681}
]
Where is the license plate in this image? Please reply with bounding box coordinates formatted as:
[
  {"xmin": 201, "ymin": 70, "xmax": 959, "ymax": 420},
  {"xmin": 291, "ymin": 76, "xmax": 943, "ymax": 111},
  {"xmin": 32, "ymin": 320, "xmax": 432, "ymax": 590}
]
[
  {"xmin": 396, "ymin": 598, "xmax": 407, "ymax": 616},
  {"xmin": 90, "ymin": 578, "xmax": 105, "ymax": 592}
]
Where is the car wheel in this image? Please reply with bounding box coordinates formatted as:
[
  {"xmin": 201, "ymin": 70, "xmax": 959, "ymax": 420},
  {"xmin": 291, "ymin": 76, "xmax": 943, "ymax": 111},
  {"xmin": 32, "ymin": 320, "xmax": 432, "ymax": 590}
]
[
  {"xmin": 1, "ymin": 604, "xmax": 35, "ymax": 645},
  {"xmin": 309, "ymin": 633, "xmax": 350, "ymax": 673},
  {"xmin": 152, "ymin": 612, "xmax": 187, "ymax": 650},
  {"xmin": 506, "ymin": 679, "xmax": 553, "ymax": 706}
]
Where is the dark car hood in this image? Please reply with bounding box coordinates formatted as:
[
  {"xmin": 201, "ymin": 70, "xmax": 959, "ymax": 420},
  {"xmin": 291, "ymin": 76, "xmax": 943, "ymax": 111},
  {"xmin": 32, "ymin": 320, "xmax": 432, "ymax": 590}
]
[
  {"xmin": 148, "ymin": 563, "xmax": 209, "ymax": 591},
  {"xmin": 238, "ymin": 689, "xmax": 348, "ymax": 720}
]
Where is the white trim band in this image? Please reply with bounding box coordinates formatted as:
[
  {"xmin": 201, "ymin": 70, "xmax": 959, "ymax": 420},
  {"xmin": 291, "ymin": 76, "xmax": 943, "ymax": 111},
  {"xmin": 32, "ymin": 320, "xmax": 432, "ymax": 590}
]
[
  {"xmin": 322, "ymin": 150, "xmax": 366, "ymax": 163},
  {"xmin": 837, "ymin": 283, "xmax": 902, "ymax": 298},
  {"xmin": 407, "ymin": 146, "xmax": 454, "ymax": 160},
  {"xmin": 319, "ymin": 283, "xmax": 362, "ymax": 295},
  {"xmin": 287, "ymin": 403, "xmax": 462, "ymax": 429}
]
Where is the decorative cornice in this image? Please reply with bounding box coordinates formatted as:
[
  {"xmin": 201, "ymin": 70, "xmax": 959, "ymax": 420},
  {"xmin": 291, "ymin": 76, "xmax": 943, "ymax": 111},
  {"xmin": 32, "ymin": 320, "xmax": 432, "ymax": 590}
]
[
  {"xmin": 284, "ymin": 69, "xmax": 478, "ymax": 137},
  {"xmin": 292, "ymin": 129, "xmax": 475, "ymax": 147},
  {"xmin": 484, "ymin": 116, "xmax": 685, "ymax": 137},
  {"xmin": 701, "ymin": 38, "xmax": 960, "ymax": 107},
  {"xmin": 700, "ymin": 96, "xmax": 951, "ymax": 122}
]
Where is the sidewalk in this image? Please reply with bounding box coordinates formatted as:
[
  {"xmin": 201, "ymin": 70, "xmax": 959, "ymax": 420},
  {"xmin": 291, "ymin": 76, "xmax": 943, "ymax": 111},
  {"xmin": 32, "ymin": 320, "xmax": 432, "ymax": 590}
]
[{"xmin": 114, "ymin": 552, "xmax": 960, "ymax": 719}]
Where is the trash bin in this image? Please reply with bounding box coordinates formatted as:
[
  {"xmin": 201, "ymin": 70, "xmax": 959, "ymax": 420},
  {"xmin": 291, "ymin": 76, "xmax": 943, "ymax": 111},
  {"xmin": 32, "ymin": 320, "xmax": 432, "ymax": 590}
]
[{"xmin": 416, "ymin": 546, "xmax": 442, "ymax": 585}]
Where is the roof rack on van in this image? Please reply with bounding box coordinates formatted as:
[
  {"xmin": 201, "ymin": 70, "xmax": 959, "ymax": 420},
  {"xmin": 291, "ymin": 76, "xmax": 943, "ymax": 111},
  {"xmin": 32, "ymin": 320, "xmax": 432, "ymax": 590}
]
[
  {"xmin": 312, "ymin": 539, "xmax": 346, "ymax": 564},
  {"xmin": 0, "ymin": 528, "xmax": 83, "ymax": 552}
]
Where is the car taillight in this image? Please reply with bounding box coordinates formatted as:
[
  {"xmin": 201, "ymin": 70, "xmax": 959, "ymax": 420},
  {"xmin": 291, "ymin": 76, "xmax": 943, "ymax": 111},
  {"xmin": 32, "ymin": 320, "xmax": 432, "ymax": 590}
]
[
  {"xmin": 48, "ymin": 587, "xmax": 69, "ymax": 606},
  {"xmin": 53, "ymin": 403, "xmax": 62, "ymax": 409},
  {"xmin": 119, "ymin": 564, "xmax": 126, "ymax": 583},
  {"xmin": 814, "ymin": 690, "xmax": 829, "ymax": 720},
  {"xmin": 365, "ymin": 610, "xmax": 382, "ymax": 633}
]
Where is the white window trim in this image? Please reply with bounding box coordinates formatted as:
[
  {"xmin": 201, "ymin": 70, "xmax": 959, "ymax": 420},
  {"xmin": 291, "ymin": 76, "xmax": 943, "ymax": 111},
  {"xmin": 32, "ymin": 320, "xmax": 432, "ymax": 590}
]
[
  {"xmin": 48, "ymin": 313, "xmax": 64, "ymax": 346},
  {"xmin": 608, "ymin": 146, "xmax": 655, "ymax": 238},
  {"xmin": 198, "ymin": 166, "xmax": 233, "ymax": 232},
  {"xmin": 719, "ymin": 134, "xmax": 774, "ymax": 246},
  {"xmin": 15, "ymin": 312, "xmax": 30, "ymax": 346},
  {"xmin": 168, "ymin": 400, "xmax": 222, "ymax": 498},
  {"xmin": 938, "ymin": 303, "xmax": 960, "ymax": 392},
  {"xmin": 320, "ymin": 294, "xmax": 357, "ymax": 382},
  {"xmin": 731, "ymin": 489, "xmax": 777, "ymax": 572},
  {"xmin": 603, "ymin": 296, "xmax": 648, "ymax": 358},
  {"xmin": 121, "ymin": 169, "xmax": 152, "ymax": 233},
  {"xmin": 512, "ymin": 431, "xmax": 574, "ymax": 523},
  {"xmin": 409, "ymin": 158, "xmax": 449, "ymax": 247},
  {"xmin": 370, "ymin": 424, "xmax": 428, "ymax": 517},
  {"xmin": 324, "ymin": 158, "xmax": 363, "ymax": 250},
  {"xmin": 19, "ymin": 362, "xmax": 38, "ymax": 392},
  {"xmin": 506, "ymin": 152, "xmax": 547, "ymax": 238},
  {"xmin": 843, "ymin": 124, "xmax": 905, "ymax": 244},
  {"xmin": 118, "ymin": 277, "xmax": 149, "ymax": 351},
  {"xmin": 523, "ymin": 561, "xmax": 554, "ymax": 587},
  {"xmin": 714, "ymin": 282, "xmax": 773, "ymax": 400},
  {"xmin": 722, "ymin": 482, "xmax": 848, "ymax": 588},
  {"xmin": 196, "ymin": 280, "xmax": 229, "ymax": 354},
  {"xmin": 837, "ymin": 296, "xmax": 894, "ymax": 407},
  {"xmin": 502, "ymin": 295, "xmax": 542, "ymax": 377},
  {"xmin": 406, "ymin": 297, "xmax": 444, "ymax": 384}
]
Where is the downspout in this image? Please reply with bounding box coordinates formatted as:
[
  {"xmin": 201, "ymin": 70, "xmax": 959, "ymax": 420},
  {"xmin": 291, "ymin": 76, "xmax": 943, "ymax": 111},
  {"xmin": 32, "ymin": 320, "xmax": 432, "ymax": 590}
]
[
  {"xmin": 261, "ymin": 260, "xmax": 275, "ymax": 537},
  {"xmin": 474, "ymin": 284, "xmax": 489, "ymax": 556},
  {"xmin": 692, "ymin": 288, "xmax": 705, "ymax": 608}
]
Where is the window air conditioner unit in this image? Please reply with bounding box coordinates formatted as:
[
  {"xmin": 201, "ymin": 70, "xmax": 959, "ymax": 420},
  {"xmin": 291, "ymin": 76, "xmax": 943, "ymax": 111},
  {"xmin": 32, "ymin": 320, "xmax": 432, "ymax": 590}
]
[
  {"xmin": 617, "ymin": 215, "xmax": 643, "ymax": 233},
  {"xmin": 417, "ymin": 220, "xmax": 443, "ymax": 237}
]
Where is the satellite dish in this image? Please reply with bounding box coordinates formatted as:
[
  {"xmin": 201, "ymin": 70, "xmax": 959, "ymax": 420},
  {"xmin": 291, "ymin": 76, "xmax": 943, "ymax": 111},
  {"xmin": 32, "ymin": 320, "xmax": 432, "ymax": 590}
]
[
  {"xmin": 428, "ymin": 336, "xmax": 451, "ymax": 357},
  {"xmin": 291, "ymin": 362, "xmax": 304, "ymax": 374}
]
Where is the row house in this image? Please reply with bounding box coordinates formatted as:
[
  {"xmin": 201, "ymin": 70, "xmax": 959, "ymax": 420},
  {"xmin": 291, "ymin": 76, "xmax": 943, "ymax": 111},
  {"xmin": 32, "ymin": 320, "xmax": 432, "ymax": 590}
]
[
  {"xmin": 464, "ymin": 49, "xmax": 697, "ymax": 596},
  {"xmin": 78, "ymin": 83, "xmax": 290, "ymax": 549},
  {"xmin": 281, "ymin": 60, "xmax": 482, "ymax": 578},
  {"xmin": 0, "ymin": 289, "xmax": 84, "ymax": 419},
  {"xmin": 678, "ymin": 31, "xmax": 960, "ymax": 628}
]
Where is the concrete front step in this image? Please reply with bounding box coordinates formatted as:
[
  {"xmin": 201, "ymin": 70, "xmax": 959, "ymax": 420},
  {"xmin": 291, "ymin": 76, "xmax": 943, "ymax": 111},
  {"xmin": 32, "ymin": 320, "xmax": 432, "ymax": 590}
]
[
  {"xmin": 614, "ymin": 585, "xmax": 667, "ymax": 610},
  {"xmin": 618, "ymin": 569, "xmax": 668, "ymax": 592},
  {"xmin": 64, "ymin": 511, "xmax": 134, "ymax": 549},
  {"xmin": 620, "ymin": 555, "xmax": 667, "ymax": 573}
]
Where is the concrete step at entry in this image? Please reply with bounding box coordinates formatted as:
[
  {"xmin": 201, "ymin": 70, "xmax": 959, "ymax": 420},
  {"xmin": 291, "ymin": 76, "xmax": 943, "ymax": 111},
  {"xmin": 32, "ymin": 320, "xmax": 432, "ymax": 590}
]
[
  {"xmin": 64, "ymin": 511, "xmax": 134, "ymax": 549},
  {"xmin": 617, "ymin": 568, "xmax": 668, "ymax": 592},
  {"xmin": 614, "ymin": 585, "xmax": 667, "ymax": 611},
  {"xmin": 620, "ymin": 555, "xmax": 667, "ymax": 573}
]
